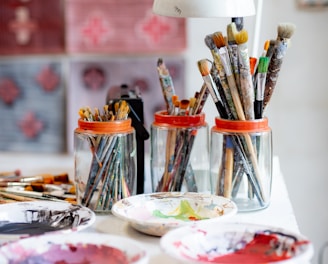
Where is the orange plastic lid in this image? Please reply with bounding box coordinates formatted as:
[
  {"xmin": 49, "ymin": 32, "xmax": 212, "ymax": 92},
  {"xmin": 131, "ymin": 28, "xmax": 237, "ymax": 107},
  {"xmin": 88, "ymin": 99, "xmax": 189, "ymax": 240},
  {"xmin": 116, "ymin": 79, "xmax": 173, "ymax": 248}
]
[
  {"xmin": 213, "ymin": 117, "xmax": 270, "ymax": 133},
  {"xmin": 76, "ymin": 118, "xmax": 133, "ymax": 134},
  {"xmin": 153, "ymin": 111, "xmax": 206, "ymax": 128}
]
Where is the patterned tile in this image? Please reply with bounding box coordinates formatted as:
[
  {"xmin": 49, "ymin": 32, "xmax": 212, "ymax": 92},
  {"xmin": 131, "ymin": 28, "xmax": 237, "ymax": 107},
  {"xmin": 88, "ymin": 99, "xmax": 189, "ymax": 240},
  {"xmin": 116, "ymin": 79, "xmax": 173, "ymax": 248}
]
[
  {"xmin": 0, "ymin": 59, "xmax": 66, "ymax": 152},
  {"xmin": 0, "ymin": 0, "xmax": 65, "ymax": 55},
  {"xmin": 65, "ymin": 0, "xmax": 186, "ymax": 53}
]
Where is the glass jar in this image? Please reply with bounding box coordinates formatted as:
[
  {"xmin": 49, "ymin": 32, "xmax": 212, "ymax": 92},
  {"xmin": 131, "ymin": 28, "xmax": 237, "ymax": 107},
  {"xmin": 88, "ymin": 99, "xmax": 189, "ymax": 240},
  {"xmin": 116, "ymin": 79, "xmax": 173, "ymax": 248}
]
[
  {"xmin": 74, "ymin": 118, "xmax": 136, "ymax": 213},
  {"xmin": 210, "ymin": 117, "xmax": 272, "ymax": 211},
  {"xmin": 150, "ymin": 111, "xmax": 210, "ymax": 193}
]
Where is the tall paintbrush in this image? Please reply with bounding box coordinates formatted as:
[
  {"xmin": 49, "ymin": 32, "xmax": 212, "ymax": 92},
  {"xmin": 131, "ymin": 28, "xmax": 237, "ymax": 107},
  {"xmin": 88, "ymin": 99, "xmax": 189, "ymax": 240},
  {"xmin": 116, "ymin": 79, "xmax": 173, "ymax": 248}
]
[
  {"xmin": 205, "ymin": 33, "xmax": 238, "ymax": 120},
  {"xmin": 254, "ymin": 57, "xmax": 270, "ymax": 119},
  {"xmin": 214, "ymin": 32, "xmax": 246, "ymax": 121},
  {"xmin": 263, "ymin": 23, "xmax": 296, "ymax": 110},
  {"xmin": 197, "ymin": 59, "xmax": 227, "ymax": 119},
  {"xmin": 235, "ymin": 29, "xmax": 255, "ymax": 120}
]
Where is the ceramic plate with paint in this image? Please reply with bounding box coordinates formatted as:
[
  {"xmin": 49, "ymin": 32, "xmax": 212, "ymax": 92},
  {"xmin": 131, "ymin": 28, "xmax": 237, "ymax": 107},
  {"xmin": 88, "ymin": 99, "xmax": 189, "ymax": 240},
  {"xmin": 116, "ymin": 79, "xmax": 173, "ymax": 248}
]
[
  {"xmin": 0, "ymin": 201, "xmax": 95, "ymax": 242},
  {"xmin": 0, "ymin": 232, "xmax": 148, "ymax": 264},
  {"xmin": 160, "ymin": 222, "xmax": 313, "ymax": 263},
  {"xmin": 111, "ymin": 192, "xmax": 237, "ymax": 237}
]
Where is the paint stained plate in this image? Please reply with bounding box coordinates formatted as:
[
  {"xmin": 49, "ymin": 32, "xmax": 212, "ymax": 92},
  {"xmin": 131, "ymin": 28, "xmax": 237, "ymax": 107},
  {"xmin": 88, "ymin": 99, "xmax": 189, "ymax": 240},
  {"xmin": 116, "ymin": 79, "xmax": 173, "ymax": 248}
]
[
  {"xmin": 0, "ymin": 201, "xmax": 95, "ymax": 242},
  {"xmin": 160, "ymin": 222, "xmax": 314, "ymax": 264},
  {"xmin": 0, "ymin": 232, "xmax": 148, "ymax": 264},
  {"xmin": 111, "ymin": 192, "xmax": 237, "ymax": 237}
]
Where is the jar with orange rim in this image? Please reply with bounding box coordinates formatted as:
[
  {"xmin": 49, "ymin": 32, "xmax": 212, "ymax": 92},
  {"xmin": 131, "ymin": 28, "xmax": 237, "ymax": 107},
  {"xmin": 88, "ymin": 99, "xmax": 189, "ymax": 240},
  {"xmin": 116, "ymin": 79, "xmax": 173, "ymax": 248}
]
[
  {"xmin": 74, "ymin": 103, "xmax": 136, "ymax": 213},
  {"xmin": 150, "ymin": 110, "xmax": 210, "ymax": 193},
  {"xmin": 210, "ymin": 117, "xmax": 272, "ymax": 211}
]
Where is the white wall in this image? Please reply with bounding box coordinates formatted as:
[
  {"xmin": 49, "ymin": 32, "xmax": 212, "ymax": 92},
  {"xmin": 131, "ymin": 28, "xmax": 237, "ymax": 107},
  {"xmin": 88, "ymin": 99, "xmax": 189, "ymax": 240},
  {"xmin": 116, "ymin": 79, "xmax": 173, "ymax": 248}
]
[{"xmin": 182, "ymin": 1, "xmax": 328, "ymax": 263}]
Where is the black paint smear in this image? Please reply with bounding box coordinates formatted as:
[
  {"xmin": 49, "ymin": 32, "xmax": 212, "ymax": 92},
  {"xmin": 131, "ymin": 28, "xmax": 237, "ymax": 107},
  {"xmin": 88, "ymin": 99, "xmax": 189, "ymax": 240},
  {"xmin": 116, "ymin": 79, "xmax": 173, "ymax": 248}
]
[{"xmin": 0, "ymin": 222, "xmax": 67, "ymax": 235}]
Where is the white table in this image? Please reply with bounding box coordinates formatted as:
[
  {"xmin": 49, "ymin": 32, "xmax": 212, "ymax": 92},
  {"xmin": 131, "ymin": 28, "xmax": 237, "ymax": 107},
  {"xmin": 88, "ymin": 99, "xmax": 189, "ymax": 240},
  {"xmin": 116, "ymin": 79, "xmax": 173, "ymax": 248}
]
[{"xmin": 0, "ymin": 153, "xmax": 301, "ymax": 263}]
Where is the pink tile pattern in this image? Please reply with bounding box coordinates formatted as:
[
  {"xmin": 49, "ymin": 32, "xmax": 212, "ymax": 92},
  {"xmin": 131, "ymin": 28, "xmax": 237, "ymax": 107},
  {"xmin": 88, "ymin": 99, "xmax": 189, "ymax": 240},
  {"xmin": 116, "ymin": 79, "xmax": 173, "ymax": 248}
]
[
  {"xmin": 0, "ymin": 0, "xmax": 65, "ymax": 55},
  {"xmin": 0, "ymin": 60, "xmax": 66, "ymax": 153},
  {"xmin": 66, "ymin": 0, "xmax": 186, "ymax": 54},
  {"xmin": 17, "ymin": 111, "xmax": 44, "ymax": 139},
  {"xmin": 0, "ymin": 78, "xmax": 20, "ymax": 105},
  {"xmin": 36, "ymin": 66, "xmax": 60, "ymax": 92}
]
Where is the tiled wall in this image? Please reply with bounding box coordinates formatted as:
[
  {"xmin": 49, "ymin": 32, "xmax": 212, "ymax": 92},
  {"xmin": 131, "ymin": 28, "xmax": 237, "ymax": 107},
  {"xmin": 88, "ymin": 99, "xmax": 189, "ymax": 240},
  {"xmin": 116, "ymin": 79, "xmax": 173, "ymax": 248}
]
[{"xmin": 0, "ymin": 0, "xmax": 187, "ymax": 153}]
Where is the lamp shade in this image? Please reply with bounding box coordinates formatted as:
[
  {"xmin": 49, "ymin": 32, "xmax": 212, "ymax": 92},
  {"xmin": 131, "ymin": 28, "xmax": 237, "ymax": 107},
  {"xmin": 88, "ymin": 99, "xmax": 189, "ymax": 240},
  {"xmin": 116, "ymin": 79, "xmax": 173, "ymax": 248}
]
[{"xmin": 152, "ymin": 0, "xmax": 255, "ymax": 18}]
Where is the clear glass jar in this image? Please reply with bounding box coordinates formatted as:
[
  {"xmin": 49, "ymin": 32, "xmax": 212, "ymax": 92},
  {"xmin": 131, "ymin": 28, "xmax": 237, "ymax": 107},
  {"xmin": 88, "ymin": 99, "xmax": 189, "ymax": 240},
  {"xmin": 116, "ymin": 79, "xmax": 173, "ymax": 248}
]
[
  {"xmin": 74, "ymin": 118, "xmax": 136, "ymax": 213},
  {"xmin": 150, "ymin": 111, "xmax": 210, "ymax": 193},
  {"xmin": 210, "ymin": 117, "xmax": 272, "ymax": 211}
]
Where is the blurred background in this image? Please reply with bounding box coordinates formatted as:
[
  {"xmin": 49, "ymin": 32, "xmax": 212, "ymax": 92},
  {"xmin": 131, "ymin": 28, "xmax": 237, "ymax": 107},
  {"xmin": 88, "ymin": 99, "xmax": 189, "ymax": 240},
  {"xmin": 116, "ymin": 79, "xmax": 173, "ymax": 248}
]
[{"xmin": 0, "ymin": 0, "xmax": 327, "ymax": 262}]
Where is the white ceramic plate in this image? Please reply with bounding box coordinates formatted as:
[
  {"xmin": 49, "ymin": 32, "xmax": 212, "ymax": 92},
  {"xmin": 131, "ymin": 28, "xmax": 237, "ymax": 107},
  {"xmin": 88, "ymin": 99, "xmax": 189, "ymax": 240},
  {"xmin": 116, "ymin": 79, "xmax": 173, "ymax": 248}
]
[
  {"xmin": 160, "ymin": 221, "xmax": 314, "ymax": 264},
  {"xmin": 0, "ymin": 201, "xmax": 95, "ymax": 241},
  {"xmin": 111, "ymin": 192, "xmax": 237, "ymax": 236},
  {"xmin": 0, "ymin": 232, "xmax": 148, "ymax": 264}
]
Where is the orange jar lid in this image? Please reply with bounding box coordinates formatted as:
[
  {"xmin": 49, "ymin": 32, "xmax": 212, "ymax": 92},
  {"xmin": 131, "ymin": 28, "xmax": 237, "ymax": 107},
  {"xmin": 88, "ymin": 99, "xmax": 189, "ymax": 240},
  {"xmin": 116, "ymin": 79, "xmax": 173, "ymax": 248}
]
[
  {"xmin": 75, "ymin": 118, "xmax": 134, "ymax": 134},
  {"xmin": 213, "ymin": 117, "xmax": 270, "ymax": 133},
  {"xmin": 153, "ymin": 111, "xmax": 206, "ymax": 128}
]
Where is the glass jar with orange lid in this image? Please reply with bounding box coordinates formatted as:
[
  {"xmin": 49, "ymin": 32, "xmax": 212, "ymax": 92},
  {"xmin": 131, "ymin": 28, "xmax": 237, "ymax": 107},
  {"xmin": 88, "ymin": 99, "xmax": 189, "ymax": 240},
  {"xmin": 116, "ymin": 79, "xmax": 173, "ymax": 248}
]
[
  {"xmin": 74, "ymin": 103, "xmax": 136, "ymax": 213},
  {"xmin": 210, "ymin": 117, "xmax": 272, "ymax": 211}
]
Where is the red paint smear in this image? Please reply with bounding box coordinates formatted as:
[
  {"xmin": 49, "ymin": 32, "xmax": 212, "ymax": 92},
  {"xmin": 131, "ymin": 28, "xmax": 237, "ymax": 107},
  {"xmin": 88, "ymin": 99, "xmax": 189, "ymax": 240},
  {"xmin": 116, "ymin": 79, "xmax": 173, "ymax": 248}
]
[
  {"xmin": 193, "ymin": 234, "xmax": 310, "ymax": 264},
  {"xmin": 14, "ymin": 243, "xmax": 131, "ymax": 264}
]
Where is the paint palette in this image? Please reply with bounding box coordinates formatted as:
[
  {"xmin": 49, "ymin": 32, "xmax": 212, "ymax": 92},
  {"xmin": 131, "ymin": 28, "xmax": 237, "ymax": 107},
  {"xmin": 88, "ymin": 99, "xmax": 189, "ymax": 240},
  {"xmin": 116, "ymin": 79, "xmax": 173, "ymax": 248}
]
[
  {"xmin": 111, "ymin": 192, "xmax": 237, "ymax": 237},
  {"xmin": 0, "ymin": 232, "xmax": 148, "ymax": 264},
  {"xmin": 0, "ymin": 201, "xmax": 95, "ymax": 242},
  {"xmin": 160, "ymin": 222, "xmax": 314, "ymax": 264}
]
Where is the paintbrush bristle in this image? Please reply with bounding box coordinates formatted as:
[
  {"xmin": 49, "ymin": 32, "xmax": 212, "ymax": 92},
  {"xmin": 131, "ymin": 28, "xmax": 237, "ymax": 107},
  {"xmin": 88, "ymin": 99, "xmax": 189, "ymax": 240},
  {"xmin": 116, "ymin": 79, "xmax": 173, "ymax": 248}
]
[
  {"xmin": 277, "ymin": 23, "xmax": 296, "ymax": 39},
  {"xmin": 235, "ymin": 29, "xmax": 248, "ymax": 45},
  {"xmin": 189, "ymin": 97, "xmax": 196, "ymax": 108},
  {"xmin": 212, "ymin": 32, "xmax": 226, "ymax": 49},
  {"xmin": 179, "ymin": 99, "xmax": 190, "ymax": 110},
  {"xmin": 227, "ymin": 22, "xmax": 238, "ymax": 44},
  {"xmin": 204, "ymin": 34, "xmax": 216, "ymax": 50},
  {"xmin": 197, "ymin": 60, "xmax": 211, "ymax": 77},
  {"xmin": 258, "ymin": 57, "xmax": 269, "ymax": 73},
  {"xmin": 264, "ymin": 40, "xmax": 270, "ymax": 51}
]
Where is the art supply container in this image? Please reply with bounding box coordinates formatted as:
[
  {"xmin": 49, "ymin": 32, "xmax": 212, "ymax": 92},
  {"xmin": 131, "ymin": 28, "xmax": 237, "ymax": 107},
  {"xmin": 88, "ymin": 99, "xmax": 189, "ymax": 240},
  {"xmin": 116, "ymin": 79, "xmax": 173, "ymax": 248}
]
[
  {"xmin": 150, "ymin": 111, "xmax": 210, "ymax": 193},
  {"xmin": 210, "ymin": 117, "xmax": 272, "ymax": 211},
  {"xmin": 74, "ymin": 118, "xmax": 136, "ymax": 213}
]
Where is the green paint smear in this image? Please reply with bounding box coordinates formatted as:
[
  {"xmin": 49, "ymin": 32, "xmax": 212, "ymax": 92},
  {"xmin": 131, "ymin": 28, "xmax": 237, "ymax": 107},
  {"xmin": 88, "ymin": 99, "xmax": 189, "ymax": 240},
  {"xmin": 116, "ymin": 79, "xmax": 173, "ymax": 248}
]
[{"xmin": 152, "ymin": 200, "xmax": 208, "ymax": 221}]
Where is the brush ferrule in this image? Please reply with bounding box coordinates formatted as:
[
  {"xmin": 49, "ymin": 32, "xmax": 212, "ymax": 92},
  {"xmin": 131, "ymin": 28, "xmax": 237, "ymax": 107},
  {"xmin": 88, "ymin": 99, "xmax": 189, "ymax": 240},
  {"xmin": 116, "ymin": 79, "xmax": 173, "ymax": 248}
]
[
  {"xmin": 256, "ymin": 73, "xmax": 266, "ymax": 101},
  {"xmin": 219, "ymin": 47, "xmax": 233, "ymax": 76}
]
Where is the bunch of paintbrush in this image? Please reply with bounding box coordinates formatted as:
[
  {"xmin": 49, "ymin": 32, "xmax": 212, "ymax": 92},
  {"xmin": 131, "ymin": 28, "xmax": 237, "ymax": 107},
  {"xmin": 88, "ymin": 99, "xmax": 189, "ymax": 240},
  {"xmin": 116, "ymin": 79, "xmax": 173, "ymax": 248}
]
[
  {"xmin": 77, "ymin": 100, "xmax": 135, "ymax": 211},
  {"xmin": 199, "ymin": 22, "xmax": 295, "ymax": 204},
  {"xmin": 0, "ymin": 173, "xmax": 75, "ymax": 204},
  {"xmin": 155, "ymin": 58, "xmax": 208, "ymax": 192}
]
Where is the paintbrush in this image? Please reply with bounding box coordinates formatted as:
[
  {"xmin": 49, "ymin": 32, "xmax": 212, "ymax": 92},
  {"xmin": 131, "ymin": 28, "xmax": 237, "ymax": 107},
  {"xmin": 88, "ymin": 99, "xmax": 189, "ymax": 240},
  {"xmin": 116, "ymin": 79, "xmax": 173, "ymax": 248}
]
[
  {"xmin": 263, "ymin": 23, "xmax": 296, "ymax": 110},
  {"xmin": 227, "ymin": 22, "xmax": 241, "ymax": 93},
  {"xmin": 192, "ymin": 83, "xmax": 210, "ymax": 115},
  {"xmin": 254, "ymin": 57, "xmax": 270, "ymax": 119},
  {"xmin": 235, "ymin": 29, "xmax": 255, "ymax": 120},
  {"xmin": 0, "ymin": 173, "xmax": 70, "ymax": 184},
  {"xmin": 197, "ymin": 59, "xmax": 227, "ymax": 118},
  {"xmin": 0, "ymin": 191, "xmax": 37, "ymax": 202},
  {"xmin": 178, "ymin": 99, "xmax": 190, "ymax": 116},
  {"xmin": 217, "ymin": 46, "xmax": 246, "ymax": 120},
  {"xmin": 223, "ymin": 136, "xmax": 234, "ymax": 199},
  {"xmin": 157, "ymin": 58, "xmax": 176, "ymax": 115},
  {"xmin": 205, "ymin": 33, "xmax": 238, "ymax": 119},
  {"xmin": 0, "ymin": 170, "xmax": 21, "ymax": 177}
]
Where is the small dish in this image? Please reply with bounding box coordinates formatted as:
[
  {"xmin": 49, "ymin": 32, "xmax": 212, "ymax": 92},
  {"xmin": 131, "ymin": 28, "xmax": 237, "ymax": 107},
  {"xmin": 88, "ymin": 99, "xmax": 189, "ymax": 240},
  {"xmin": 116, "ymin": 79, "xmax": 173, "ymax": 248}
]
[
  {"xmin": 111, "ymin": 192, "xmax": 237, "ymax": 236},
  {"xmin": 0, "ymin": 232, "xmax": 148, "ymax": 264},
  {"xmin": 160, "ymin": 222, "xmax": 313, "ymax": 263},
  {"xmin": 0, "ymin": 201, "xmax": 95, "ymax": 241}
]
